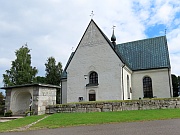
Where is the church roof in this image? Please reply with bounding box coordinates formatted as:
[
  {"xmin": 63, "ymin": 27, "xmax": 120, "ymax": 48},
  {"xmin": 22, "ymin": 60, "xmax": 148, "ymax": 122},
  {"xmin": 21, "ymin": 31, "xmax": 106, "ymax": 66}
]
[
  {"xmin": 61, "ymin": 52, "xmax": 75, "ymax": 79},
  {"xmin": 61, "ymin": 20, "xmax": 171, "ymax": 80},
  {"xmin": 116, "ymin": 36, "xmax": 171, "ymax": 71}
]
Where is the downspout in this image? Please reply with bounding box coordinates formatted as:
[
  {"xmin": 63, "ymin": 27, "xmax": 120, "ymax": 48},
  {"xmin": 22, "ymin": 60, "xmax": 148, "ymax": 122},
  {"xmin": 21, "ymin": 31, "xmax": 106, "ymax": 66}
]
[
  {"xmin": 165, "ymin": 36, "xmax": 172, "ymax": 97},
  {"xmin": 60, "ymin": 80, "xmax": 62, "ymax": 104},
  {"xmin": 122, "ymin": 64, "xmax": 125, "ymax": 100},
  {"xmin": 168, "ymin": 68, "xmax": 172, "ymax": 97}
]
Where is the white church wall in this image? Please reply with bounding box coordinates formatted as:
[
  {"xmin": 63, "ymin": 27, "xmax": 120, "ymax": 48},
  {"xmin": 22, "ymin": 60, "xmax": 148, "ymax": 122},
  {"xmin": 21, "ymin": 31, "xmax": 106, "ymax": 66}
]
[
  {"xmin": 123, "ymin": 66, "xmax": 132, "ymax": 100},
  {"xmin": 61, "ymin": 80, "xmax": 67, "ymax": 104},
  {"xmin": 132, "ymin": 68, "xmax": 172, "ymax": 99},
  {"xmin": 66, "ymin": 21, "xmax": 123, "ymax": 103}
]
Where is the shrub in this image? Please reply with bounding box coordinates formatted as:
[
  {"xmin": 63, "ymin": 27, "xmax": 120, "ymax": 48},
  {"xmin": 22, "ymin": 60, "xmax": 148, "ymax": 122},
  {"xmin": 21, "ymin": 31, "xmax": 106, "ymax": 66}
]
[
  {"xmin": 0, "ymin": 105, "xmax": 5, "ymax": 115},
  {"xmin": 25, "ymin": 111, "xmax": 33, "ymax": 116},
  {"xmin": 4, "ymin": 110, "xmax": 12, "ymax": 117}
]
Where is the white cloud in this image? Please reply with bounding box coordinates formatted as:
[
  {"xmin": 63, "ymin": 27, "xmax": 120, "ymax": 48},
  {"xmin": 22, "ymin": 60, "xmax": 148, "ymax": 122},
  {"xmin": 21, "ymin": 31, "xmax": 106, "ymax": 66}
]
[
  {"xmin": 0, "ymin": 58, "xmax": 12, "ymax": 69},
  {"xmin": 168, "ymin": 27, "xmax": 180, "ymax": 53},
  {"xmin": 170, "ymin": 54, "xmax": 180, "ymax": 75}
]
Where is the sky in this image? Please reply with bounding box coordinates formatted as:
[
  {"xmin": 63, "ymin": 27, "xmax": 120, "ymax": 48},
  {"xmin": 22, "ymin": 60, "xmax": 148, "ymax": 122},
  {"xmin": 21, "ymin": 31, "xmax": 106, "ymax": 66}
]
[{"xmin": 0, "ymin": 0, "xmax": 180, "ymax": 93}]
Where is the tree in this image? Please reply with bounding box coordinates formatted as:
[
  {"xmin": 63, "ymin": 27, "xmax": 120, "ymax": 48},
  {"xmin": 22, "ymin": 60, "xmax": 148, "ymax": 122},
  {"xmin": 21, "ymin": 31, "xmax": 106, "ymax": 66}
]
[
  {"xmin": 3, "ymin": 45, "xmax": 38, "ymax": 86},
  {"xmin": 178, "ymin": 76, "xmax": 180, "ymax": 96},
  {"xmin": 0, "ymin": 92, "xmax": 4, "ymax": 105},
  {"xmin": 34, "ymin": 76, "xmax": 46, "ymax": 84},
  {"xmin": 45, "ymin": 57, "xmax": 62, "ymax": 103},
  {"xmin": 45, "ymin": 57, "xmax": 62, "ymax": 85},
  {"xmin": 171, "ymin": 74, "xmax": 179, "ymax": 97}
]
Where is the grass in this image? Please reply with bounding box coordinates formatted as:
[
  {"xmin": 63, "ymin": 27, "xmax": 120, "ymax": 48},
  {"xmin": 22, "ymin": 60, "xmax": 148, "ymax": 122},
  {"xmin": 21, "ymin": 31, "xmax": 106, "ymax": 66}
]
[
  {"xmin": 30, "ymin": 109, "xmax": 180, "ymax": 130},
  {"xmin": 0, "ymin": 115, "xmax": 45, "ymax": 132},
  {"xmin": 0, "ymin": 109, "xmax": 180, "ymax": 132}
]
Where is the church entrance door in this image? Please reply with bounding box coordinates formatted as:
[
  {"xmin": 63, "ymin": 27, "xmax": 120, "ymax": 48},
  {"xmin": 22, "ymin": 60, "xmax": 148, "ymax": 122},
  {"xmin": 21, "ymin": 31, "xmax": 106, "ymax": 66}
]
[{"xmin": 89, "ymin": 94, "xmax": 96, "ymax": 101}]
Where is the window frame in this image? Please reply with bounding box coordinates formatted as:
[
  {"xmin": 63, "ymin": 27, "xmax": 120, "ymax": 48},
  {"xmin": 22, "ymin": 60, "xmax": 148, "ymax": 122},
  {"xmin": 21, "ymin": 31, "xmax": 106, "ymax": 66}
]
[
  {"xmin": 89, "ymin": 71, "xmax": 98, "ymax": 85},
  {"xmin": 143, "ymin": 76, "xmax": 153, "ymax": 98}
]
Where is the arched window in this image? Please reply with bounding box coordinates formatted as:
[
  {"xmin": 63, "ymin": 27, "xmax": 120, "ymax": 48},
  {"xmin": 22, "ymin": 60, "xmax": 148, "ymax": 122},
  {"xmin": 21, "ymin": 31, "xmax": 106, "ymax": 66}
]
[
  {"xmin": 89, "ymin": 71, "xmax": 98, "ymax": 84},
  {"xmin": 143, "ymin": 76, "xmax": 153, "ymax": 98}
]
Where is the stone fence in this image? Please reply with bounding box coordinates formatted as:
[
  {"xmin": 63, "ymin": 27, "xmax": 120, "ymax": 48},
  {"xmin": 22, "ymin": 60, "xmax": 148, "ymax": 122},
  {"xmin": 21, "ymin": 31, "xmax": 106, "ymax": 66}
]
[{"xmin": 46, "ymin": 98, "xmax": 180, "ymax": 114}]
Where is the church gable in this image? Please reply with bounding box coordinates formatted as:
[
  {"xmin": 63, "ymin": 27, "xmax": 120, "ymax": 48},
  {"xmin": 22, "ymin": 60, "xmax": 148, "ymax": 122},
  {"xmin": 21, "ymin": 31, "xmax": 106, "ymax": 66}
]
[
  {"xmin": 64, "ymin": 19, "xmax": 125, "ymax": 103},
  {"xmin": 79, "ymin": 19, "xmax": 114, "ymax": 48},
  {"xmin": 64, "ymin": 19, "xmax": 124, "ymax": 74}
]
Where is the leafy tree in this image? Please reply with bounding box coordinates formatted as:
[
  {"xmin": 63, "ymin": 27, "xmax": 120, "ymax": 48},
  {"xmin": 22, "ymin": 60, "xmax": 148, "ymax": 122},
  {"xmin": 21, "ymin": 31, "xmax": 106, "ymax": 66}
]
[
  {"xmin": 0, "ymin": 92, "xmax": 5, "ymax": 105},
  {"xmin": 178, "ymin": 76, "xmax": 180, "ymax": 96},
  {"xmin": 0, "ymin": 92, "xmax": 5, "ymax": 115},
  {"xmin": 3, "ymin": 45, "xmax": 38, "ymax": 86},
  {"xmin": 45, "ymin": 57, "xmax": 62, "ymax": 103},
  {"xmin": 171, "ymin": 74, "xmax": 179, "ymax": 97},
  {"xmin": 34, "ymin": 76, "xmax": 46, "ymax": 84}
]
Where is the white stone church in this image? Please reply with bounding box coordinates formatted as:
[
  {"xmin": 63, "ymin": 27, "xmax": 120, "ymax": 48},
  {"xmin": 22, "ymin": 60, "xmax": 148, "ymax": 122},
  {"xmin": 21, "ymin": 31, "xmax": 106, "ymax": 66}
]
[{"xmin": 61, "ymin": 19, "xmax": 172, "ymax": 104}]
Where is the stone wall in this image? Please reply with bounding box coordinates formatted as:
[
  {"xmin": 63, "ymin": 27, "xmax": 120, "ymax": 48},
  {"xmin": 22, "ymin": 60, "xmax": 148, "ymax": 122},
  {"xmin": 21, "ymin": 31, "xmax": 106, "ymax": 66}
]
[{"xmin": 46, "ymin": 98, "xmax": 180, "ymax": 114}]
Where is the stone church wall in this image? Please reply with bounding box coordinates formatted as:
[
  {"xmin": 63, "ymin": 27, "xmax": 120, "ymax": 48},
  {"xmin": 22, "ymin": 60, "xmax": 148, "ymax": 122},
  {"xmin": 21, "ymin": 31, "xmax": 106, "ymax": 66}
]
[
  {"xmin": 66, "ymin": 20, "xmax": 124, "ymax": 103},
  {"xmin": 46, "ymin": 98, "xmax": 180, "ymax": 114},
  {"xmin": 132, "ymin": 68, "xmax": 172, "ymax": 99}
]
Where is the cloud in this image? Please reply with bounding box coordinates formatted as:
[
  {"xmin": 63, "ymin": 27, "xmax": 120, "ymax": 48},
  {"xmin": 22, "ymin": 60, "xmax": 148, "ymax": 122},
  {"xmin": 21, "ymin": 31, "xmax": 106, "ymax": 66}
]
[
  {"xmin": 0, "ymin": 58, "xmax": 12, "ymax": 69},
  {"xmin": 170, "ymin": 54, "xmax": 180, "ymax": 75},
  {"xmin": 168, "ymin": 27, "xmax": 180, "ymax": 53}
]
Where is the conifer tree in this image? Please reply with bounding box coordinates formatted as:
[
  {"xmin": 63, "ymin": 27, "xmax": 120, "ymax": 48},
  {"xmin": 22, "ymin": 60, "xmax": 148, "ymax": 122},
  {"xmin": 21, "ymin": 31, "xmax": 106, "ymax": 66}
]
[
  {"xmin": 45, "ymin": 57, "xmax": 62, "ymax": 85},
  {"xmin": 171, "ymin": 74, "xmax": 179, "ymax": 97},
  {"xmin": 45, "ymin": 57, "xmax": 62, "ymax": 103}
]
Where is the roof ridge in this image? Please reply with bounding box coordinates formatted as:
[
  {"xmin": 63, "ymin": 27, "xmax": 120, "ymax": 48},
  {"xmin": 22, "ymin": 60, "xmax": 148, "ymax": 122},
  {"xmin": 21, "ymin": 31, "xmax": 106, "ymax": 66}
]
[{"xmin": 117, "ymin": 35, "xmax": 166, "ymax": 45}]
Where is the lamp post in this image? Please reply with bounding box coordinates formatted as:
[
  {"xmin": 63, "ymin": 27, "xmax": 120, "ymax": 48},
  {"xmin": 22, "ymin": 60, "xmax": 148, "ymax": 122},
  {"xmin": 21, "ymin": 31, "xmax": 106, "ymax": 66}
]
[{"xmin": 84, "ymin": 75, "xmax": 88, "ymax": 80}]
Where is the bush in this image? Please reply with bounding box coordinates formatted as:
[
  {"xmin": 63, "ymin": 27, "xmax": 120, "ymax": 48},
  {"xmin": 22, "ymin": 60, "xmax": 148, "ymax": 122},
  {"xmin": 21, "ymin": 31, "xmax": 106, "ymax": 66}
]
[
  {"xmin": 25, "ymin": 111, "xmax": 33, "ymax": 116},
  {"xmin": 4, "ymin": 110, "xmax": 12, "ymax": 117},
  {"xmin": 0, "ymin": 105, "xmax": 5, "ymax": 115}
]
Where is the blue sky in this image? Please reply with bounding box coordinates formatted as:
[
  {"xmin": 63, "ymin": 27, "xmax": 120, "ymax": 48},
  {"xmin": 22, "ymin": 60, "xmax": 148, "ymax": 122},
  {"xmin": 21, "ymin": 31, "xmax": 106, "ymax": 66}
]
[{"xmin": 0, "ymin": 0, "xmax": 180, "ymax": 94}]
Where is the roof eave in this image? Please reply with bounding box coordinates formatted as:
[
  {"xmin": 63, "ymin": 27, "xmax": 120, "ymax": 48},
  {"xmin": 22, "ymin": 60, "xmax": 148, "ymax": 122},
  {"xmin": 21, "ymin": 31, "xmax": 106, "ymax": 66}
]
[{"xmin": 0, "ymin": 83, "xmax": 60, "ymax": 90}]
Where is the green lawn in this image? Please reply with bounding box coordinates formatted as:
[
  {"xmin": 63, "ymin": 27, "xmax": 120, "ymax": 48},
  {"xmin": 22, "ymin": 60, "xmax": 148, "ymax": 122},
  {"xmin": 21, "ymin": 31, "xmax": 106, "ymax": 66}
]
[
  {"xmin": 30, "ymin": 109, "xmax": 180, "ymax": 130},
  {"xmin": 0, "ymin": 115, "xmax": 45, "ymax": 132},
  {"xmin": 0, "ymin": 109, "xmax": 180, "ymax": 132}
]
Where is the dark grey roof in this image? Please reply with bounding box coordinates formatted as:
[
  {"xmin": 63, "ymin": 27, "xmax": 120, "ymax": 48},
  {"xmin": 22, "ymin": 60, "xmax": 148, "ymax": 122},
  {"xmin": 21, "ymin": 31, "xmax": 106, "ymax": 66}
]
[
  {"xmin": 61, "ymin": 70, "xmax": 67, "ymax": 80},
  {"xmin": 0, "ymin": 83, "xmax": 60, "ymax": 90},
  {"xmin": 116, "ymin": 36, "xmax": 170, "ymax": 71},
  {"xmin": 60, "ymin": 52, "xmax": 75, "ymax": 79}
]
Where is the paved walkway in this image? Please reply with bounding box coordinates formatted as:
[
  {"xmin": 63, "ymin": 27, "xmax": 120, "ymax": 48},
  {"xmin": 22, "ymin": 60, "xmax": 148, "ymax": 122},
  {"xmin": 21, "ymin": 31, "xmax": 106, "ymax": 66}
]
[
  {"xmin": 0, "ymin": 119, "xmax": 180, "ymax": 135},
  {"xmin": 0, "ymin": 116, "xmax": 24, "ymax": 122}
]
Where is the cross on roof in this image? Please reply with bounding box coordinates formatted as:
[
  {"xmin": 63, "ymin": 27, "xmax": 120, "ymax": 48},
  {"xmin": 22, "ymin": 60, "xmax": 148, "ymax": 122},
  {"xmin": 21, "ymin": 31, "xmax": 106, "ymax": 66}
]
[
  {"xmin": 112, "ymin": 25, "xmax": 116, "ymax": 30},
  {"xmin": 165, "ymin": 29, "xmax": 167, "ymax": 35},
  {"xmin": 90, "ymin": 11, "xmax": 94, "ymax": 19},
  {"xmin": 71, "ymin": 47, "xmax": 74, "ymax": 52}
]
